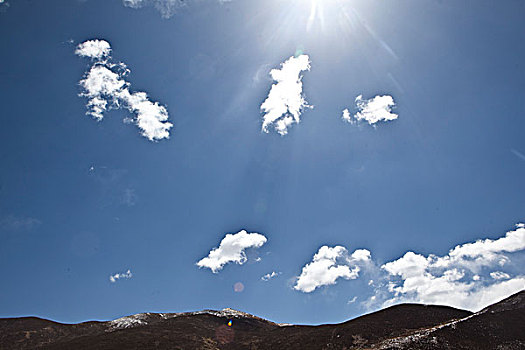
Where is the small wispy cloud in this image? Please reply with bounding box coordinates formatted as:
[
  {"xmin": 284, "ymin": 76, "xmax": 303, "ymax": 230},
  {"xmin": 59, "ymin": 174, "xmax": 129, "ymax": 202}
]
[
  {"xmin": 490, "ymin": 271, "xmax": 510, "ymax": 280},
  {"xmin": 0, "ymin": 215, "xmax": 42, "ymax": 231},
  {"xmin": 76, "ymin": 39, "xmax": 173, "ymax": 141},
  {"xmin": 122, "ymin": 0, "xmax": 231, "ymax": 19},
  {"xmin": 294, "ymin": 246, "xmax": 371, "ymax": 293},
  {"xmin": 261, "ymin": 54, "xmax": 312, "ymax": 135},
  {"xmin": 197, "ymin": 230, "xmax": 267, "ymax": 273},
  {"xmin": 122, "ymin": 0, "xmax": 185, "ymax": 18},
  {"xmin": 109, "ymin": 269, "xmax": 133, "ymax": 283},
  {"xmin": 511, "ymin": 149, "xmax": 525, "ymax": 162},
  {"xmin": 342, "ymin": 95, "xmax": 397, "ymax": 125},
  {"xmin": 261, "ymin": 271, "xmax": 280, "ymax": 281},
  {"xmin": 121, "ymin": 188, "xmax": 138, "ymax": 206}
]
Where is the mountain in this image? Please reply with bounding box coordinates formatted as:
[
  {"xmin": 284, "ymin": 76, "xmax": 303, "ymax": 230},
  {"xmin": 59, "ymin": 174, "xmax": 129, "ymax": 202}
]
[{"xmin": 0, "ymin": 291, "xmax": 523, "ymax": 349}]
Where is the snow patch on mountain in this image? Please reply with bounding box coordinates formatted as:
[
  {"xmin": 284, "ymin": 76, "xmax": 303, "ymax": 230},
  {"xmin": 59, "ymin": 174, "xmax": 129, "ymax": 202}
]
[
  {"xmin": 106, "ymin": 308, "xmax": 266, "ymax": 332},
  {"xmin": 108, "ymin": 313, "xmax": 150, "ymax": 331}
]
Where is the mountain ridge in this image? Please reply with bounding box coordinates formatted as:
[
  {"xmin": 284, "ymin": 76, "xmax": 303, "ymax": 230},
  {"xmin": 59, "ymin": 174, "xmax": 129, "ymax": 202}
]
[{"xmin": 1, "ymin": 290, "xmax": 523, "ymax": 349}]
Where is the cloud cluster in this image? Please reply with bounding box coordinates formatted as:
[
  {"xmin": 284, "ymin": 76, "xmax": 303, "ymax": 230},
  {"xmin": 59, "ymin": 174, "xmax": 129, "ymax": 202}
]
[
  {"xmin": 76, "ymin": 39, "xmax": 172, "ymax": 141},
  {"xmin": 294, "ymin": 246, "xmax": 371, "ymax": 293},
  {"xmin": 378, "ymin": 223, "xmax": 525, "ymax": 311},
  {"xmin": 197, "ymin": 230, "xmax": 267, "ymax": 273},
  {"xmin": 289, "ymin": 223, "xmax": 524, "ymax": 312},
  {"xmin": 109, "ymin": 269, "xmax": 133, "ymax": 283},
  {"xmin": 342, "ymin": 95, "xmax": 397, "ymax": 125},
  {"xmin": 260, "ymin": 55, "xmax": 312, "ymax": 135}
]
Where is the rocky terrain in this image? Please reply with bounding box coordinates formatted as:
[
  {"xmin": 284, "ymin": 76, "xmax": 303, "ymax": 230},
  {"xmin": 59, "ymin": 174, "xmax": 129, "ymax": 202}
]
[{"xmin": 1, "ymin": 291, "xmax": 523, "ymax": 349}]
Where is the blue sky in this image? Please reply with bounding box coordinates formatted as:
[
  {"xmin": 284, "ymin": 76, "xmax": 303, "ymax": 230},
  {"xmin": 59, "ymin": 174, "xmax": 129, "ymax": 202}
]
[{"xmin": 1, "ymin": 0, "xmax": 524, "ymax": 325}]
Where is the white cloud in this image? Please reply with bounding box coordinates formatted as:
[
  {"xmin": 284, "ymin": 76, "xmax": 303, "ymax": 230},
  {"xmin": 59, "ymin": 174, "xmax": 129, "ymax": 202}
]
[
  {"xmin": 377, "ymin": 223, "xmax": 525, "ymax": 311},
  {"xmin": 260, "ymin": 55, "xmax": 311, "ymax": 135},
  {"xmin": 117, "ymin": 89, "xmax": 171, "ymax": 140},
  {"xmin": 351, "ymin": 249, "xmax": 372, "ymax": 261},
  {"xmin": 343, "ymin": 95, "xmax": 397, "ymax": 125},
  {"xmin": 261, "ymin": 271, "xmax": 280, "ymax": 281},
  {"xmin": 76, "ymin": 40, "xmax": 173, "ymax": 141},
  {"xmin": 294, "ymin": 246, "xmax": 371, "ymax": 293},
  {"xmin": 75, "ymin": 39, "xmax": 111, "ymax": 59},
  {"xmin": 109, "ymin": 269, "xmax": 132, "ymax": 283},
  {"xmin": 197, "ymin": 230, "xmax": 267, "ymax": 273}
]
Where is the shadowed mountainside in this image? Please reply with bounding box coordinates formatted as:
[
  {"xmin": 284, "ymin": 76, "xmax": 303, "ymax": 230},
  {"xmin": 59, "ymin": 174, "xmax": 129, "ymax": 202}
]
[{"xmin": 1, "ymin": 291, "xmax": 523, "ymax": 349}]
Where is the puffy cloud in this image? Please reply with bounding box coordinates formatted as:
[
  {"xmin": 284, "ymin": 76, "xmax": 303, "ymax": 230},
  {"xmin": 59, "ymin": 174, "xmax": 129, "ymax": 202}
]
[
  {"xmin": 79, "ymin": 65, "xmax": 127, "ymax": 121},
  {"xmin": 117, "ymin": 89, "xmax": 171, "ymax": 140},
  {"xmin": 261, "ymin": 271, "xmax": 280, "ymax": 281},
  {"xmin": 109, "ymin": 269, "xmax": 132, "ymax": 283},
  {"xmin": 341, "ymin": 108, "xmax": 353, "ymax": 124},
  {"xmin": 377, "ymin": 223, "xmax": 525, "ymax": 311},
  {"xmin": 343, "ymin": 95, "xmax": 397, "ymax": 125},
  {"xmin": 351, "ymin": 249, "xmax": 372, "ymax": 262},
  {"xmin": 76, "ymin": 40, "xmax": 173, "ymax": 141},
  {"xmin": 260, "ymin": 55, "xmax": 311, "ymax": 135},
  {"xmin": 75, "ymin": 39, "xmax": 111, "ymax": 59},
  {"xmin": 294, "ymin": 246, "xmax": 371, "ymax": 293},
  {"xmin": 197, "ymin": 230, "xmax": 267, "ymax": 273}
]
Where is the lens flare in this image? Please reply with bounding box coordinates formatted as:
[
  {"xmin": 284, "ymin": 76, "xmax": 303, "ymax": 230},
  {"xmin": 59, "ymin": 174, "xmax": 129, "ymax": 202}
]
[{"xmin": 233, "ymin": 282, "xmax": 244, "ymax": 292}]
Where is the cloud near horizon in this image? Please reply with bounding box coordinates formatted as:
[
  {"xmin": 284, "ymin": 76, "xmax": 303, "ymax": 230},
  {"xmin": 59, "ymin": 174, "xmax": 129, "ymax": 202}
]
[
  {"xmin": 292, "ymin": 223, "xmax": 525, "ymax": 312},
  {"xmin": 377, "ymin": 222, "xmax": 525, "ymax": 311},
  {"xmin": 261, "ymin": 54, "xmax": 311, "ymax": 135},
  {"xmin": 197, "ymin": 230, "xmax": 267, "ymax": 273},
  {"xmin": 76, "ymin": 39, "xmax": 173, "ymax": 141},
  {"xmin": 343, "ymin": 94, "xmax": 397, "ymax": 125}
]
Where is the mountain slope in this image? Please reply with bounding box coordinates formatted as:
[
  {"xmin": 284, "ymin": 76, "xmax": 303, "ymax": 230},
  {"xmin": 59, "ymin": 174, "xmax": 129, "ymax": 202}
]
[
  {"xmin": 0, "ymin": 291, "xmax": 523, "ymax": 349},
  {"xmin": 377, "ymin": 290, "xmax": 525, "ymax": 350}
]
